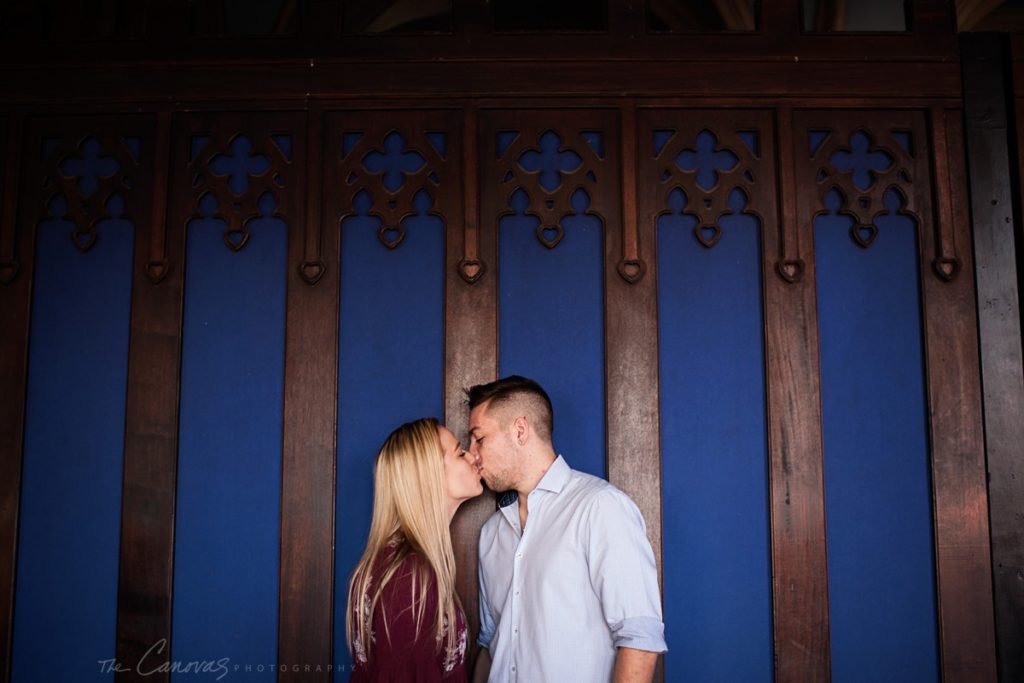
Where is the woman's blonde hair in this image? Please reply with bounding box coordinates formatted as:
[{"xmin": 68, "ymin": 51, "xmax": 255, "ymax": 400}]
[{"xmin": 346, "ymin": 417, "xmax": 460, "ymax": 663}]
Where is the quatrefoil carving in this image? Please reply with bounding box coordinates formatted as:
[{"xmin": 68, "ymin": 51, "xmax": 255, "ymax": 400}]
[
  {"xmin": 655, "ymin": 128, "xmax": 760, "ymax": 250},
  {"xmin": 496, "ymin": 128, "xmax": 604, "ymax": 249},
  {"xmin": 339, "ymin": 129, "xmax": 448, "ymax": 250},
  {"xmin": 811, "ymin": 128, "xmax": 915, "ymax": 242}
]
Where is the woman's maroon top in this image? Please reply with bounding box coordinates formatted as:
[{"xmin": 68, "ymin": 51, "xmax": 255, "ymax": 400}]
[{"xmin": 350, "ymin": 549, "xmax": 468, "ymax": 682}]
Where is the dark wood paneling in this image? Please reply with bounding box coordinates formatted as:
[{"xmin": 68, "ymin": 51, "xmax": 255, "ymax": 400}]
[
  {"xmin": 962, "ymin": 35, "xmax": 1024, "ymax": 683},
  {"xmin": 279, "ymin": 108, "xmax": 335, "ymax": 682},
  {"xmin": 322, "ymin": 109, "xmax": 466, "ymax": 673},
  {"xmin": 637, "ymin": 106, "xmax": 782, "ymax": 680},
  {"xmin": 0, "ymin": 0, "xmax": 960, "ymax": 64},
  {"xmin": 0, "ymin": 60, "xmax": 963, "ymax": 107},
  {"xmin": 447, "ymin": 104, "xmax": 498, "ymax": 664},
  {"xmin": 924, "ymin": 105, "xmax": 998, "ymax": 682},
  {"xmin": 0, "ymin": 114, "xmax": 26, "ymax": 683},
  {"xmin": 589, "ymin": 107, "xmax": 663, "ymax": 678},
  {"xmin": 769, "ymin": 107, "xmax": 831, "ymax": 682},
  {"xmin": 0, "ymin": 113, "xmax": 159, "ymax": 683},
  {"xmin": 115, "ymin": 110, "xmax": 178, "ymax": 683}
]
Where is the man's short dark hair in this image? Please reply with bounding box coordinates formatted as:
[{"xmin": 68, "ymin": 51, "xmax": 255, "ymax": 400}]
[{"xmin": 467, "ymin": 375, "xmax": 554, "ymax": 442}]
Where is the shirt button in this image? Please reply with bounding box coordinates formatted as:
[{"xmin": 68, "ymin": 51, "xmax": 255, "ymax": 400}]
[{"xmin": 511, "ymin": 665, "xmax": 516, "ymax": 673}]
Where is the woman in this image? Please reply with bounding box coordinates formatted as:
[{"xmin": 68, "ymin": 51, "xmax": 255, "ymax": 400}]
[{"xmin": 347, "ymin": 417, "xmax": 483, "ymax": 682}]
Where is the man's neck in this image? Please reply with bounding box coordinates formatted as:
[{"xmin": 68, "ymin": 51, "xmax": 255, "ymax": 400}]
[{"xmin": 515, "ymin": 448, "xmax": 557, "ymax": 530}]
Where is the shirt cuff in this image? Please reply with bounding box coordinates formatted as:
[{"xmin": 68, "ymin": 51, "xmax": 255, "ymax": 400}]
[
  {"xmin": 477, "ymin": 633, "xmax": 493, "ymax": 649},
  {"xmin": 610, "ymin": 616, "xmax": 667, "ymax": 653}
]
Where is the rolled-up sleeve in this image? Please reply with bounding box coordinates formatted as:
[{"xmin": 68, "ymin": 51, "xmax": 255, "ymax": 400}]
[
  {"xmin": 586, "ymin": 488, "xmax": 667, "ymax": 653},
  {"xmin": 477, "ymin": 546, "xmax": 496, "ymax": 649}
]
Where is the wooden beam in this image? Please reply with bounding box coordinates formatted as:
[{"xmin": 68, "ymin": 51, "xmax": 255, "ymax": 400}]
[
  {"xmin": 961, "ymin": 34, "xmax": 1024, "ymax": 683},
  {"xmin": 0, "ymin": 114, "xmax": 27, "ymax": 683},
  {"xmin": 278, "ymin": 108, "xmax": 336, "ymax": 682},
  {"xmin": 447, "ymin": 104, "xmax": 498, "ymax": 666},
  {"xmin": 606, "ymin": 102, "xmax": 664, "ymax": 682},
  {"xmin": 924, "ymin": 104, "xmax": 998, "ymax": 682},
  {"xmin": 115, "ymin": 111, "xmax": 180, "ymax": 683},
  {"xmin": 0, "ymin": 60, "xmax": 963, "ymax": 107},
  {"xmin": 769, "ymin": 107, "xmax": 831, "ymax": 683}
]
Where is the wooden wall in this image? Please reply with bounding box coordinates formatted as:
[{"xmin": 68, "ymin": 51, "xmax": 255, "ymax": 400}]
[{"xmin": 0, "ymin": 1, "xmax": 1019, "ymax": 682}]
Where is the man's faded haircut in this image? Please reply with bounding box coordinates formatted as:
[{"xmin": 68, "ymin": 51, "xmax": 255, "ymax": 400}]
[{"xmin": 466, "ymin": 375, "xmax": 554, "ymax": 442}]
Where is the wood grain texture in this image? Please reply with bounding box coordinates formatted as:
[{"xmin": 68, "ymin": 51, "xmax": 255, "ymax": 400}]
[
  {"xmin": 0, "ymin": 61, "xmax": 962, "ymax": 107},
  {"xmin": 769, "ymin": 107, "xmax": 831, "ymax": 683},
  {"xmin": 613, "ymin": 102, "xmax": 662, "ymax": 683},
  {"xmin": 924, "ymin": 106, "xmax": 998, "ymax": 682},
  {"xmin": 279, "ymin": 107, "xmax": 335, "ymax": 682},
  {"xmin": 115, "ymin": 111, "xmax": 178, "ymax": 683},
  {"xmin": 446, "ymin": 105, "xmax": 498, "ymax": 666},
  {"xmin": 600, "ymin": 104, "xmax": 664, "ymax": 580},
  {"xmin": 962, "ymin": 35, "xmax": 1024, "ymax": 683},
  {"xmin": 0, "ymin": 114, "xmax": 26, "ymax": 683}
]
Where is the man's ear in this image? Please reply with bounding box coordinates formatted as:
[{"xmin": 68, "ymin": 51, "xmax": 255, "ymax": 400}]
[{"xmin": 512, "ymin": 415, "xmax": 529, "ymax": 446}]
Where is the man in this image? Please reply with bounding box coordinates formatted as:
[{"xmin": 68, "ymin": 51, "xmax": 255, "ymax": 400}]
[{"xmin": 467, "ymin": 375, "xmax": 666, "ymax": 683}]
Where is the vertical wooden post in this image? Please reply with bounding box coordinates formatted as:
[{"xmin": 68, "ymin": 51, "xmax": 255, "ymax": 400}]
[
  {"xmin": 768, "ymin": 107, "xmax": 831, "ymax": 683},
  {"xmin": 116, "ymin": 110, "xmax": 181, "ymax": 683},
  {"xmin": 605, "ymin": 102, "xmax": 662, "ymax": 580},
  {"xmin": 448, "ymin": 104, "xmax": 498, "ymax": 658},
  {"xmin": 0, "ymin": 114, "xmax": 26, "ymax": 683},
  {"xmin": 924, "ymin": 104, "xmax": 998, "ymax": 682},
  {"xmin": 605, "ymin": 102, "xmax": 664, "ymax": 683},
  {"xmin": 278, "ymin": 107, "xmax": 337, "ymax": 682},
  {"xmin": 961, "ymin": 35, "xmax": 1024, "ymax": 683}
]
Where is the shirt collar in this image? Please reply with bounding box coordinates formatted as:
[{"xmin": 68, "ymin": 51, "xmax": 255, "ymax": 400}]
[
  {"xmin": 535, "ymin": 454, "xmax": 570, "ymax": 494},
  {"xmin": 495, "ymin": 455, "xmax": 570, "ymax": 508}
]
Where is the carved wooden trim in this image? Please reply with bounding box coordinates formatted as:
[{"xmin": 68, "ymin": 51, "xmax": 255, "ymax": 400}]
[
  {"xmin": 486, "ymin": 112, "xmax": 612, "ymax": 251},
  {"xmin": 458, "ymin": 105, "xmax": 484, "ymax": 284},
  {"xmin": 808, "ymin": 123, "xmax": 916, "ymax": 252},
  {"xmin": 145, "ymin": 112, "xmax": 171, "ymax": 284},
  {"xmin": 33, "ymin": 130, "xmax": 143, "ymax": 256},
  {"xmin": 928, "ymin": 106, "xmax": 963, "ymax": 281},
  {"xmin": 278, "ymin": 107, "xmax": 332, "ymax": 683},
  {"xmin": 650, "ymin": 112, "xmax": 770, "ymax": 252},
  {"xmin": 298, "ymin": 111, "xmax": 326, "ymax": 285},
  {"xmin": 618, "ymin": 104, "xmax": 645, "ymax": 283},
  {"xmin": 327, "ymin": 112, "xmax": 455, "ymax": 252},
  {"xmin": 184, "ymin": 120, "xmax": 297, "ymax": 255},
  {"xmin": 775, "ymin": 107, "xmax": 805, "ymax": 284},
  {"xmin": 770, "ymin": 106, "xmax": 831, "ymax": 682},
  {"xmin": 0, "ymin": 114, "xmax": 26, "ymax": 683}
]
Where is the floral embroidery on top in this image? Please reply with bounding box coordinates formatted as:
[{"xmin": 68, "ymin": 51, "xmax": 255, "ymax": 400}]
[
  {"xmin": 442, "ymin": 617, "xmax": 467, "ymax": 673},
  {"xmin": 353, "ymin": 593, "xmax": 375, "ymax": 664}
]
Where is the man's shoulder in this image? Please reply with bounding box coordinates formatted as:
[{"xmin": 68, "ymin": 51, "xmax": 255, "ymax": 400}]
[{"xmin": 563, "ymin": 466, "xmax": 635, "ymax": 506}]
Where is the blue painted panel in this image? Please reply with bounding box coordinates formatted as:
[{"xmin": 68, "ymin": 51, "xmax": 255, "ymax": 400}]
[
  {"xmin": 333, "ymin": 187, "xmax": 445, "ymax": 678},
  {"xmin": 172, "ymin": 191, "xmax": 287, "ymax": 680},
  {"xmin": 498, "ymin": 186, "xmax": 605, "ymax": 478},
  {"xmin": 815, "ymin": 188, "xmax": 939, "ymax": 682},
  {"xmin": 14, "ymin": 194, "xmax": 134, "ymax": 682},
  {"xmin": 657, "ymin": 187, "xmax": 774, "ymax": 682}
]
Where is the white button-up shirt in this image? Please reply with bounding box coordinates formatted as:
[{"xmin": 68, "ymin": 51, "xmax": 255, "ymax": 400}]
[{"xmin": 477, "ymin": 455, "xmax": 666, "ymax": 682}]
